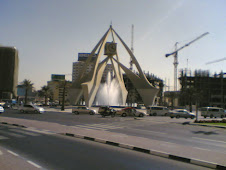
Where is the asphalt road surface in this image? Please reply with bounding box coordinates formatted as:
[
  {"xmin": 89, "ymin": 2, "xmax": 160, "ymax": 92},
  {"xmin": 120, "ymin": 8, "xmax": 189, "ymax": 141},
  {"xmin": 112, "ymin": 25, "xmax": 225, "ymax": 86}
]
[
  {"xmin": 0, "ymin": 124, "xmax": 210, "ymax": 170},
  {"xmin": 2, "ymin": 109, "xmax": 226, "ymax": 154}
]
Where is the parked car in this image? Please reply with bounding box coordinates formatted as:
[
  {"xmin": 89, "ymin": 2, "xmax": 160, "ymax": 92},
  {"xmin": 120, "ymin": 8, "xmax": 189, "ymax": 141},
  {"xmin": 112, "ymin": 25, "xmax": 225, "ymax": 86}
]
[
  {"xmin": 98, "ymin": 106, "xmax": 116, "ymax": 117},
  {"xmin": 19, "ymin": 104, "xmax": 45, "ymax": 114},
  {"xmin": 147, "ymin": 106, "xmax": 169, "ymax": 116},
  {"xmin": 0, "ymin": 105, "xmax": 4, "ymax": 113},
  {"xmin": 72, "ymin": 106, "xmax": 96, "ymax": 115},
  {"xmin": 169, "ymin": 109, "xmax": 195, "ymax": 119},
  {"xmin": 200, "ymin": 107, "xmax": 226, "ymax": 118},
  {"xmin": 116, "ymin": 107, "xmax": 146, "ymax": 117}
]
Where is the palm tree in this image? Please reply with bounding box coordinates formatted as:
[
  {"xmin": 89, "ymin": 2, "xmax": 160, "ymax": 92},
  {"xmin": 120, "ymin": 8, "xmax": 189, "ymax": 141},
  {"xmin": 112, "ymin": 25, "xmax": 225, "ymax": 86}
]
[
  {"xmin": 40, "ymin": 85, "xmax": 51, "ymax": 105},
  {"xmin": 21, "ymin": 79, "xmax": 34, "ymax": 104}
]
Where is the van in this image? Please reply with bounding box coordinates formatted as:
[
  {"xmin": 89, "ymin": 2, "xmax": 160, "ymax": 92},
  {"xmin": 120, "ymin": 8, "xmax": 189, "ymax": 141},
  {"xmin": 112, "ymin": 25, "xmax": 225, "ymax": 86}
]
[
  {"xmin": 200, "ymin": 107, "xmax": 225, "ymax": 118},
  {"xmin": 147, "ymin": 106, "xmax": 169, "ymax": 116}
]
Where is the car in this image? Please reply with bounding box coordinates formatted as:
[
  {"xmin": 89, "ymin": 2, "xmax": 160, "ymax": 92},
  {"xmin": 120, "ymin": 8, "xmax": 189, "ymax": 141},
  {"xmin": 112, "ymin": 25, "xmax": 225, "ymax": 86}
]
[
  {"xmin": 0, "ymin": 106, "xmax": 4, "ymax": 113},
  {"xmin": 19, "ymin": 104, "xmax": 45, "ymax": 114},
  {"xmin": 72, "ymin": 106, "xmax": 96, "ymax": 115},
  {"xmin": 147, "ymin": 106, "xmax": 169, "ymax": 116},
  {"xmin": 200, "ymin": 107, "xmax": 226, "ymax": 118},
  {"xmin": 169, "ymin": 109, "xmax": 195, "ymax": 119},
  {"xmin": 116, "ymin": 107, "xmax": 146, "ymax": 117}
]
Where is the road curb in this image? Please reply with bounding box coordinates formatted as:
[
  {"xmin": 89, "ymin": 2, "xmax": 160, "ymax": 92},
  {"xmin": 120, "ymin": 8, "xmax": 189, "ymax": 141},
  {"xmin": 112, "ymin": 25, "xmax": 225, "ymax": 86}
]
[
  {"xmin": 0, "ymin": 122, "xmax": 27, "ymax": 128},
  {"xmin": 62, "ymin": 132, "xmax": 226, "ymax": 169}
]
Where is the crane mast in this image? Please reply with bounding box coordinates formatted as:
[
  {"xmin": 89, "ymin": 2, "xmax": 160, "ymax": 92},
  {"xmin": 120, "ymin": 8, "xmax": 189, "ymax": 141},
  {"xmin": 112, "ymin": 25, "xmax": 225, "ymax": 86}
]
[
  {"xmin": 166, "ymin": 32, "xmax": 209, "ymax": 91},
  {"xmin": 130, "ymin": 24, "xmax": 134, "ymax": 71}
]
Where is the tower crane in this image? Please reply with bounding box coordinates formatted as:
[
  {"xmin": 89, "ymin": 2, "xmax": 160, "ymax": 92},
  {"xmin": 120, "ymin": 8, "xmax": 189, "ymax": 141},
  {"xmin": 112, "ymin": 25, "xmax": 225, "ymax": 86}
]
[
  {"xmin": 206, "ymin": 57, "xmax": 226, "ymax": 65},
  {"xmin": 166, "ymin": 32, "xmax": 209, "ymax": 91}
]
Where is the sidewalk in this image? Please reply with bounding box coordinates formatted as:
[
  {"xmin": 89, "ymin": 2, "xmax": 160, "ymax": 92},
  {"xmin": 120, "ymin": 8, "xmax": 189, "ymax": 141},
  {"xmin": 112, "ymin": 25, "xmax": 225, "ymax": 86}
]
[{"xmin": 1, "ymin": 116, "xmax": 226, "ymax": 169}]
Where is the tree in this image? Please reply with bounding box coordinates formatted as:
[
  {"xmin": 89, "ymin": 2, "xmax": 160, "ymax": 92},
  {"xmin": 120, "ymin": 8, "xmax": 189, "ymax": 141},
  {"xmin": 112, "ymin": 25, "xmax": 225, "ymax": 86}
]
[
  {"xmin": 40, "ymin": 85, "xmax": 52, "ymax": 105},
  {"xmin": 21, "ymin": 79, "xmax": 34, "ymax": 104}
]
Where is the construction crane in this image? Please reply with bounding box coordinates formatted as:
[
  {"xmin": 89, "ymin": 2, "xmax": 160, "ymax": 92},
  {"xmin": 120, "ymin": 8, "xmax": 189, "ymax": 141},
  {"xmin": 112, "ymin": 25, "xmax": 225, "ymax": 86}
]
[
  {"xmin": 166, "ymin": 32, "xmax": 209, "ymax": 91},
  {"xmin": 206, "ymin": 57, "xmax": 226, "ymax": 65},
  {"xmin": 130, "ymin": 24, "xmax": 134, "ymax": 71}
]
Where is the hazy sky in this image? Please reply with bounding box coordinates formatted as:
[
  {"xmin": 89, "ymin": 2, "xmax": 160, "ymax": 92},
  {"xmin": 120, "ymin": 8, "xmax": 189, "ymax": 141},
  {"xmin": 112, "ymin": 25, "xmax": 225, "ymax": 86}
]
[{"xmin": 1, "ymin": 0, "xmax": 226, "ymax": 90}]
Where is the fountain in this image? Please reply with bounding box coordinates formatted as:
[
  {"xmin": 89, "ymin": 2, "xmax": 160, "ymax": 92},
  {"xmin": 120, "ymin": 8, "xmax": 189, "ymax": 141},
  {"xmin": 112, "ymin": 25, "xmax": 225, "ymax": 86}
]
[{"xmin": 95, "ymin": 71, "xmax": 122, "ymax": 106}]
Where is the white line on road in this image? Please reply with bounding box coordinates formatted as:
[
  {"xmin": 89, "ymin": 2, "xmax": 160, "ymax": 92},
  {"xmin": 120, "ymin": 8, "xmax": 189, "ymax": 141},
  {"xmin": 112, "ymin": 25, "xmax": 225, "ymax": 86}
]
[
  {"xmin": 7, "ymin": 150, "xmax": 19, "ymax": 156},
  {"xmin": 27, "ymin": 161, "xmax": 42, "ymax": 169},
  {"xmin": 192, "ymin": 137, "xmax": 226, "ymax": 144},
  {"xmin": 193, "ymin": 147, "xmax": 211, "ymax": 151},
  {"xmin": 127, "ymin": 128, "xmax": 167, "ymax": 135}
]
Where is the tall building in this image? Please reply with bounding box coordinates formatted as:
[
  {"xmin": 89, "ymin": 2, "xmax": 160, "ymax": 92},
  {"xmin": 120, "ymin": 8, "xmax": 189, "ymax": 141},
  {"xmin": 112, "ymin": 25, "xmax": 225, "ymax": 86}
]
[
  {"xmin": 0, "ymin": 46, "xmax": 19, "ymax": 100},
  {"xmin": 47, "ymin": 74, "xmax": 72, "ymax": 103},
  {"xmin": 72, "ymin": 53, "xmax": 113, "ymax": 83}
]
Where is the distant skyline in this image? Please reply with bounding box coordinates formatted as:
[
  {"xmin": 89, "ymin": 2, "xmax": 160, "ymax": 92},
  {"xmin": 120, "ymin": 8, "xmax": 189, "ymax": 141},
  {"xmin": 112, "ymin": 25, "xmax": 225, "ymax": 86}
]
[{"xmin": 1, "ymin": 0, "xmax": 226, "ymax": 90}]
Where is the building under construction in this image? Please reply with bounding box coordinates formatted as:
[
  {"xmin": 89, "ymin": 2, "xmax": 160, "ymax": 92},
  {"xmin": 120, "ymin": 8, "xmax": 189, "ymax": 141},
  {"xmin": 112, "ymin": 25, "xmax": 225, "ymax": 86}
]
[{"xmin": 179, "ymin": 69, "xmax": 226, "ymax": 108}]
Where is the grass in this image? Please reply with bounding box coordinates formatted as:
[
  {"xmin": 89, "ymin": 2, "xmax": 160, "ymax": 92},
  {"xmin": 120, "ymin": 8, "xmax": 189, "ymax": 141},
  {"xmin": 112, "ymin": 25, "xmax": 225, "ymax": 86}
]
[{"xmin": 200, "ymin": 123, "xmax": 226, "ymax": 126}]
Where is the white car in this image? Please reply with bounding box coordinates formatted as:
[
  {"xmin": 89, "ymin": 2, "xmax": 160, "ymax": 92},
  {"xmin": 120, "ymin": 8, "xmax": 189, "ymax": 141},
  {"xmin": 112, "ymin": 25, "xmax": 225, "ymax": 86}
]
[
  {"xmin": 19, "ymin": 104, "xmax": 45, "ymax": 114},
  {"xmin": 147, "ymin": 106, "xmax": 169, "ymax": 116},
  {"xmin": 116, "ymin": 107, "xmax": 146, "ymax": 117},
  {"xmin": 0, "ymin": 106, "xmax": 4, "ymax": 113},
  {"xmin": 72, "ymin": 106, "xmax": 96, "ymax": 115},
  {"xmin": 169, "ymin": 109, "xmax": 195, "ymax": 119}
]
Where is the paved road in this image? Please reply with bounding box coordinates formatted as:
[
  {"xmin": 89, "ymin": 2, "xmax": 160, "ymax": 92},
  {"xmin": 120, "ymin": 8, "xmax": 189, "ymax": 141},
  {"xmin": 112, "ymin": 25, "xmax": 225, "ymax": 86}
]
[
  {"xmin": 2, "ymin": 109, "xmax": 226, "ymax": 155},
  {"xmin": 0, "ymin": 124, "xmax": 210, "ymax": 170}
]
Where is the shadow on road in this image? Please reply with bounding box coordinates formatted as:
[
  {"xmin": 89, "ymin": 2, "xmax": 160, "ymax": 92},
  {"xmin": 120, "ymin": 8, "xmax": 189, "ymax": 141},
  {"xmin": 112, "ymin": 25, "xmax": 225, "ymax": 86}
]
[{"xmin": 192, "ymin": 131, "xmax": 219, "ymax": 135}]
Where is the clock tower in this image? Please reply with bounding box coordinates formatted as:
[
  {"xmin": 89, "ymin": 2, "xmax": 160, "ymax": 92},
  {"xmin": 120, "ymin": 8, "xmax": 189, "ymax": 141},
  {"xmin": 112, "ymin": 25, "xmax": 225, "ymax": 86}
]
[{"xmin": 104, "ymin": 42, "xmax": 117, "ymax": 56}]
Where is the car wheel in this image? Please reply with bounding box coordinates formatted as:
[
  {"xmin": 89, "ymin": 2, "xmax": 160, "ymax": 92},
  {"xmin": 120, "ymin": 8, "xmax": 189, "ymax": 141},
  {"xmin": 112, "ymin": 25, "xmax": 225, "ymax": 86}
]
[
  {"xmin": 210, "ymin": 114, "xmax": 213, "ymax": 118},
  {"xmin": 34, "ymin": 110, "xmax": 39, "ymax": 114},
  {"xmin": 221, "ymin": 115, "xmax": 224, "ymax": 118},
  {"xmin": 153, "ymin": 113, "xmax": 157, "ymax": 116},
  {"xmin": 191, "ymin": 116, "xmax": 195, "ymax": 119},
  {"xmin": 122, "ymin": 113, "xmax": 127, "ymax": 117},
  {"xmin": 149, "ymin": 114, "xmax": 152, "ymax": 116},
  {"xmin": 185, "ymin": 117, "xmax": 188, "ymax": 119},
  {"xmin": 170, "ymin": 116, "xmax": 174, "ymax": 119},
  {"xmin": 89, "ymin": 111, "xmax": 94, "ymax": 115},
  {"xmin": 139, "ymin": 113, "xmax": 144, "ymax": 117},
  {"xmin": 74, "ymin": 111, "xmax": 79, "ymax": 115},
  {"xmin": 176, "ymin": 115, "xmax": 180, "ymax": 119},
  {"xmin": 204, "ymin": 116, "xmax": 207, "ymax": 118}
]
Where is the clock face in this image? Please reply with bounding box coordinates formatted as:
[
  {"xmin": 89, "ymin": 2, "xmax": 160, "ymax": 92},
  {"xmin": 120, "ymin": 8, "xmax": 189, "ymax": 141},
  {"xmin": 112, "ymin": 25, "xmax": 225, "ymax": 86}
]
[{"xmin": 108, "ymin": 43, "xmax": 116, "ymax": 53}]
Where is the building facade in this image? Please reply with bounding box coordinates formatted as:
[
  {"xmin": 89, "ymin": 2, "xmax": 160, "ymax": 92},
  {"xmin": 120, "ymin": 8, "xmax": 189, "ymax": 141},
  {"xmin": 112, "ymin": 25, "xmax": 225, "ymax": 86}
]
[
  {"xmin": 179, "ymin": 69, "xmax": 226, "ymax": 108},
  {"xmin": 47, "ymin": 74, "xmax": 72, "ymax": 104},
  {"xmin": 0, "ymin": 46, "xmax": 19, "ymax": 100},
  {"xmin": 72, "ymin": 53, "xmax": 113, "ymax": 83}
]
